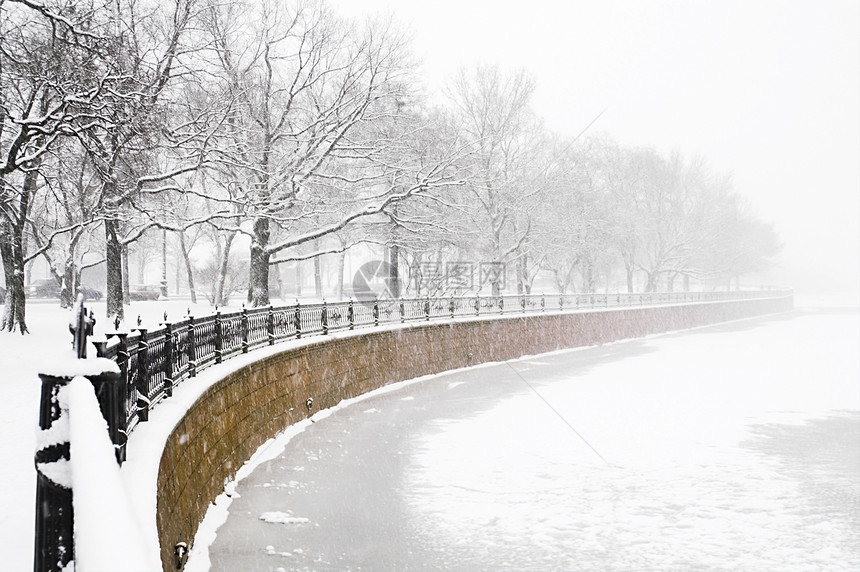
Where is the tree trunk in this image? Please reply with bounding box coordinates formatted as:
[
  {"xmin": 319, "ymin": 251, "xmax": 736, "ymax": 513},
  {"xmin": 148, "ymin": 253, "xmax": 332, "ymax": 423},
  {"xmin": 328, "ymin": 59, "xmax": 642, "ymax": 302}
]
[
  {"xmin": 247, "ymin": 217, "xmax": 270, "ymax": 306},
  {"xmin": 644, "ymin": 270, "xmax": 659, "ymax": 293},
  {"xmin": 59, "ymin": 264, "xmax": 77, "ymax": 309},
  {"xmin": 337, "ymin": 250, "xmax": 345, "ymax": 299},
  {"xmin": 136, "ymin": 245, "xmax": 145, "ymax": 284},
  {"xmin": 105, "ymin": 219, "xmax": 125, "ymax": 321},
  {"xmin": 389, "ymin": 244, "xmax": 400, "ymax": 298},
  {"xmin": 624, "ymin": 261, "xmax": 634, "ymax": 293},
  {"xmin": 313, "ymin": 240, "xmax": 322, "ymax": 298},
  {"xmin": 582, "ymin": 259, "xmax": 595, "ymax": 293},
  {"xmin": 178, "ymin": 231, "xmax": 197, "ymax": 304},
  {"xmin": 160, "ymin": 229, "xmax": 168, "ymax": 298},
  {"xmin": 522, "ymin": 253, "xmax": 532, "ymax": 295},
  {"xmin": 515, "ymin": 257, "xmax": 524, "ymax": 295},
  {"xmin": 0, "ymin": 223, "xmax": 28, "ymax": 334},
  {"xmin": 0, "ymin": 169, "xmax": 37, "ymax": 334},
  {"xmin": 56, "ymin": 231, "xmax": 84, "ymax": 308},
  {"xmin": 273, "ymin": 264, "xmax": 284, "ymax": 303},
  {"xmin": 216, "ymin": 231, "xmax": 236, "ymax": 307},
  {"xmin": 121, "ymin": 244, "xmax": 130, "ymax": 305}
]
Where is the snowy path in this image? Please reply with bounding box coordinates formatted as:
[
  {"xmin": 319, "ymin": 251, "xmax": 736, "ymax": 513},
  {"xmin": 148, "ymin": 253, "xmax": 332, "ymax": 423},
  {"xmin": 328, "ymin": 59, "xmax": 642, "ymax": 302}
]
[{"xmin": 205, "ymin": 308, "xmax": 859, "ymax": 572}]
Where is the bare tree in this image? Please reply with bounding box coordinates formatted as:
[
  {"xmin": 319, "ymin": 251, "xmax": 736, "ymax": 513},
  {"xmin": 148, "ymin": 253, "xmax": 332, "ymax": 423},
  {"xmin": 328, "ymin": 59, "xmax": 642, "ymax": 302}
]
[
  {"xmin": 199, "ymin": 0, "xmax": 461, "ymax": 306},
  {"xmin": 445, "ymin": 65, "xmax": 549, "ymax": 295},
  {"xmin": 26, "ymin": 138, "xmax": 105, "ymax": 308},
  {"xmin": 0, "ymin": 0, "xmax": 108, "ymax": 331}
]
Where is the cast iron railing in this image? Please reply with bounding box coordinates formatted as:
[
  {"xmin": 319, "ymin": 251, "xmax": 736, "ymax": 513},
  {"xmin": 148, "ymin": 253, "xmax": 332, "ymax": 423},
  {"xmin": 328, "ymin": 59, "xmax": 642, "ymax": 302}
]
[
  {"xmin": 91, "ymin": 289, "xmax": 791, "ymax": 450},
  {"xmin": 34, "ymin": 287, "xmax": 792, "ymax": 571}
]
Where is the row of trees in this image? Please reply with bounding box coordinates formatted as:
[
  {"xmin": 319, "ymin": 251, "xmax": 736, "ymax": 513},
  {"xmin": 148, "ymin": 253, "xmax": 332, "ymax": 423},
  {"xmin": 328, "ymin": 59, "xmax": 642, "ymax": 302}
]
[{"xmin": 0, "ymin": 0, "xmax": 779, "ymax": 334}]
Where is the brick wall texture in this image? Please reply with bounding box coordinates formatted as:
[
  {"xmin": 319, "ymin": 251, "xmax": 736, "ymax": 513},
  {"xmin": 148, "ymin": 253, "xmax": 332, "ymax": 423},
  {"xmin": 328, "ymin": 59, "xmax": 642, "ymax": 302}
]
[{"xmin": 156, "ymin": 295, "xmax": 793, "ymax": 570}]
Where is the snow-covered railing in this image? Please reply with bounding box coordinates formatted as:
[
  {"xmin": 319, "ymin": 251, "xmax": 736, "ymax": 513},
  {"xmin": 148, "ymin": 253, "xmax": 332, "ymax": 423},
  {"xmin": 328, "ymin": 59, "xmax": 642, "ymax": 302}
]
[
  {"xmin": 34, "ymin": 288, "xmax": 791, "ymax": 571},
  {"xmin": 34, "ymin": 298, "xmax": 159, "ymax": 572},
  {"xmin": 91, "ymin": 288, "xmax": 791, "ymax": 453}
]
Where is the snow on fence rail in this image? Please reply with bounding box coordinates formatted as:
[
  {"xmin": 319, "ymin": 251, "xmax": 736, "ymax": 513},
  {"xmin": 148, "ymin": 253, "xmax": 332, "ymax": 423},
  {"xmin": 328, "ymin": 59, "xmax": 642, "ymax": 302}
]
[
  {"xmin": 33, "ymin": 288, "xmax": 791, "ymax": 572},
  {"xmin": 92, "ymin": 289, "xmax": 790, "ymax": 452}
]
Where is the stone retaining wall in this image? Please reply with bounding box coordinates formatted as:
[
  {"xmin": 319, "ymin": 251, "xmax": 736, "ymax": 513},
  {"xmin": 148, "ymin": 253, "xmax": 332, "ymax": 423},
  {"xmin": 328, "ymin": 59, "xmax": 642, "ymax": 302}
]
[{"xmin": 156, "ymin": 295, "xmax": 793, "ymax": 570}]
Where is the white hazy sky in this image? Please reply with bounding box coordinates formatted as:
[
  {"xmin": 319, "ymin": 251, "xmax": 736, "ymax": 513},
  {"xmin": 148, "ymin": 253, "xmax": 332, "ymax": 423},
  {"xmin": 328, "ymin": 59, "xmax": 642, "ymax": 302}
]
[{"xmin": 330, "ymin": 0, "xmax": 859, "ymax": 295}]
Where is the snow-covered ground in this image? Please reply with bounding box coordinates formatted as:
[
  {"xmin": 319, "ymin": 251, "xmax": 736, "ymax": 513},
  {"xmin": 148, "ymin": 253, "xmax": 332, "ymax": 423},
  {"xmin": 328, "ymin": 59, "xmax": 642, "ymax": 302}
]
[
  {"xmin": 0, "ymin": 295, "xmax": 856, "ymax": 571},
  {"xmin": 0, "ymin": 298, "xmax": 242, "ymax": 572},
  {"xmin": 202, "ymin": 298, "xmax": 859, "ymax": 571}
]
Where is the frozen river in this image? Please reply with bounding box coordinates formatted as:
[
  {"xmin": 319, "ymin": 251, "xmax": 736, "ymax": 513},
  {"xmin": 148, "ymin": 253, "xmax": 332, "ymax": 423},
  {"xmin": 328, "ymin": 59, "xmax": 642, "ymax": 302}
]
[{"xmin": 202, "ymin": 307, "xmax": 859, "ymax": 571}]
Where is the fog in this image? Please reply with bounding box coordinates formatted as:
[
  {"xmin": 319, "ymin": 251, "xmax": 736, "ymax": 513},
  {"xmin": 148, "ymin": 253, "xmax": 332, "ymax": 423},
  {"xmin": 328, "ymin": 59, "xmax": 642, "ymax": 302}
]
[{"xmin": 333, "ymin": 0, "xmax": 860, "ymax": 295}]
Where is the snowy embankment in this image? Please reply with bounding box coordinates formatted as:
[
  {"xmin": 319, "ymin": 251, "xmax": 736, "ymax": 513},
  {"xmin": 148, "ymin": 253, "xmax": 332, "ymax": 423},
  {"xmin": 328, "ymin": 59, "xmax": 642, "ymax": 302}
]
[
  {"xmin": 0, "ymin": 299, "xmax": 241, "ymax": 572},
  {"xmin": 201, "ymin": 299, "xmax": 859, "ymax": 572},
  {"xmin": 0, "ymin": 295, "xmax": 854, "ymax": 571}
]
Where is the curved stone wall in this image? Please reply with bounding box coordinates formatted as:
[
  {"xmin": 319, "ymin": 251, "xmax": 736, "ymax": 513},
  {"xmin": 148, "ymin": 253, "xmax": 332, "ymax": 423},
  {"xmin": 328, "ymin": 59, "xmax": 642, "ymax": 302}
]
[{"xmin": 156, "ymin": 295, "xmax": 793, "ymax": 569}]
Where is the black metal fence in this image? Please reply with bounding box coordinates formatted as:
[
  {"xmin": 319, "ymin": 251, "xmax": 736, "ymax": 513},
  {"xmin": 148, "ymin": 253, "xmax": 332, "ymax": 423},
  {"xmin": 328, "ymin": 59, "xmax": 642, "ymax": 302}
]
[
  {"xmin": 33, "ymin": 288, "xmax": 791, "ymax": 572},
  {"xmin": 91, "ymin": 289, "xmax": 790, "ymax": 454}
]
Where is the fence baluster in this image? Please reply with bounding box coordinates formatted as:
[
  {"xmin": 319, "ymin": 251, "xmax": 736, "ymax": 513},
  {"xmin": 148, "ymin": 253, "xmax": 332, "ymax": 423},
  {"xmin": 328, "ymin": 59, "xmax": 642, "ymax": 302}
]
[
  {"xmin": 164, "ymin": 323, "xmax": 174, "ymax": 397},
  {"xmin": 187, "ymin": 315, "xmax": 197, "ymax": 377},
  {"xmin": 322, "ymin": 300, "xmax": 329, "ymax": 335},
  {"xmin": 241, "ymin": 307, "xmax": 249, "ymax": 353},
  {"xmin": 136, "ymin": 328, "xmax": 150, "ymax": 423},
  {"xmin": 214, "ymin": 310, "xmax": 223, "ymax": 364}
]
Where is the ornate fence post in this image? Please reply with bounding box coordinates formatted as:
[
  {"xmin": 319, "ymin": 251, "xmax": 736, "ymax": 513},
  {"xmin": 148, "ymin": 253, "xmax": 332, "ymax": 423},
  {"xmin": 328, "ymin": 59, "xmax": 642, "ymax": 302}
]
[
  {"xmin": 424, "ymin": 298, "xmax": 430, "ymax": 321},
  {"xmin": 399, "ymin": 299, "xmax": 405, "ymax": 323},
  {"xmin": 559, "ymin": 295, "xmax": 564, "ymax": 312},
  {"xmin": 520, "ymin": 296, "xmax": 526, "ymax": 313},
  {"xmin": 112, "ymin": 330, "xmax": 129, "ymax": 408},
  {"xmin": 322, "ymin": 300, "xmax": 329, "ymax": 335},
  {"xmin": 214, "ymin": 309, "xmax": 223, "ymax": 364},
  {"xmin": 449, "ymin": 295, "xmax": 455, "ymax": 319},
  {"xmin": 541, "ymin": 294, "xmax": 545, "ymax": 312},
  {"xmin": 348, "ymin": 299, "xmax": 354, "ymax": 330},
  {"xmin": 474, "ymin": 295, "xmax": 480, "ymax": 316},
  {"xmin": 136, "ymin": 328, "xmax": 150, "ymax": 423},
  {"xmin": 34, "ymin": 373, "xmax": 74, "ymax": 572},
  {"xmin": 294, "ymin": 300, "xmax": 302, "ymax": 339},
  {"xmin": 499, "ymin": 297, "xmax": 504, "ymax": 315},
  {"xmin": 164, "ymin": 321, "xmax": 174, "ymax": 398},
  {"xmin": 241, "ymin": 306, "xmax": 249, "ymax": 354},
  {"xmin": 35, "ymin": 298, "xmax": 123, "ymax": 571},
  {"xmin": 187, "ymin": 314, "xmax": 197, "ymax": 377},
  {"xmin": 267, "ymin": 305, "xmax": 275, "ymax": 345},
  {"xmin": 373, "ymin": 298, "xmax": 380, "ymax": 327}
]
